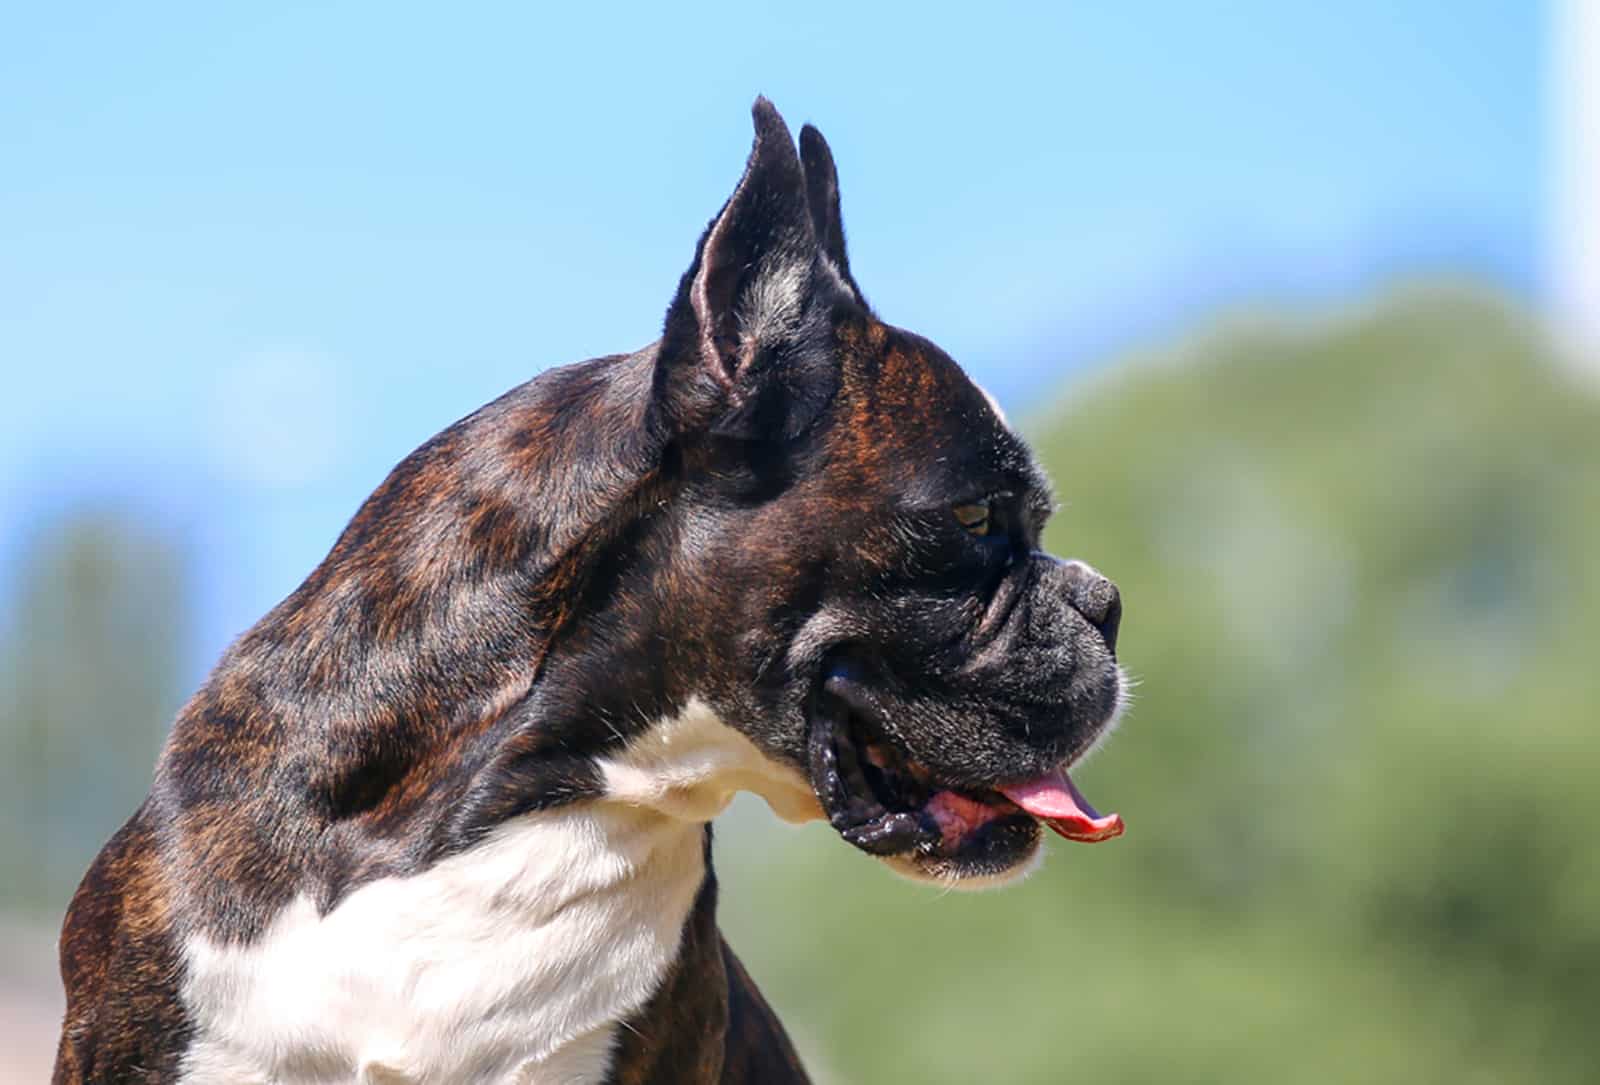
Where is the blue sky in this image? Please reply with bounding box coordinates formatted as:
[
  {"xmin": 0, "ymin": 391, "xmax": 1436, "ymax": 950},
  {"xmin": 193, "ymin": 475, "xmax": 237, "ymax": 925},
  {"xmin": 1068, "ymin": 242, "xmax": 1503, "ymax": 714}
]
[{"xmin": 0, "ymin": 2, "xmax": 1543, "ymax": 677}]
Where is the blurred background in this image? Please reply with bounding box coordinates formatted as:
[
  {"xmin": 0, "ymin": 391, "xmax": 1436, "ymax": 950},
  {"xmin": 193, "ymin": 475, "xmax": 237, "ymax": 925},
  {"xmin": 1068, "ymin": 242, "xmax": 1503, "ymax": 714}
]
[{"xmin": 3, "ymin": 2, "xmax": 1596, "ymax": 1080}]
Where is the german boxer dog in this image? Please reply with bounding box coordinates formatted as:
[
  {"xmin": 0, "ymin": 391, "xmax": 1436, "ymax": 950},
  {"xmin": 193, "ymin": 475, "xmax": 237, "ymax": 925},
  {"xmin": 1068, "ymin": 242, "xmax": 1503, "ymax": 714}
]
[{"xmin": 54, "ymin": 98, "xmax": 1127, "ymax": 1084}]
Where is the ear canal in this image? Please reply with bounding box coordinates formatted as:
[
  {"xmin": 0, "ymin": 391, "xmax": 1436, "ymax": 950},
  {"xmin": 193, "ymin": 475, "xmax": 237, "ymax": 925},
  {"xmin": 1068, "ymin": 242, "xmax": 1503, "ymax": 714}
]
[{"xmin": 798, "ymin": 124, "xmax": 865, "ymax": 304}]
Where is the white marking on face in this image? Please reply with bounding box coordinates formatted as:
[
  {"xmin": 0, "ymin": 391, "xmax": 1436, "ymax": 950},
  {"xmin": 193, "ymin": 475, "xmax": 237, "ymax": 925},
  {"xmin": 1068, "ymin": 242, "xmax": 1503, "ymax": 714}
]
[{"xmin": 177, "ymin": 698, "xmax": 813, "ymax": 1085}]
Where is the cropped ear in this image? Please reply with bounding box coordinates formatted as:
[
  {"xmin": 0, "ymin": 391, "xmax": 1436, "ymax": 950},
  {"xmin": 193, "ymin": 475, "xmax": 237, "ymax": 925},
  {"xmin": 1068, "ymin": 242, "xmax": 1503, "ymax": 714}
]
[
  {"xmin": 686, "ymin": 98, "xmax": 817, "ymax": 383},
  {"xmin": 799, "ymin": 124, "xmax": 865, "ymax": 304},
  {"xmin": 659, "ymin": 98, "xmax": 846, "ymax": 439}
]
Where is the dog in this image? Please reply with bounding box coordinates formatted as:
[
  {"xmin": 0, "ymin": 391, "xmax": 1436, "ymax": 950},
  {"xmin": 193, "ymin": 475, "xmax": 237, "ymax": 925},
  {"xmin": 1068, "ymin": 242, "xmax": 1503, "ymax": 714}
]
[{"xmin": 53, "ymin": 98, "xmax": 1127, "ymax": 1084}]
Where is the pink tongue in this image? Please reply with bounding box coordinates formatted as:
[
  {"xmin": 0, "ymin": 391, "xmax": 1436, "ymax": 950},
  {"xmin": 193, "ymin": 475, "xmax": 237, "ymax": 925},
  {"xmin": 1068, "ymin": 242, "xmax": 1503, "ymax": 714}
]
[{"xmin": 999, "ymin": 770, "xmax": 1125, "ymax": 843}]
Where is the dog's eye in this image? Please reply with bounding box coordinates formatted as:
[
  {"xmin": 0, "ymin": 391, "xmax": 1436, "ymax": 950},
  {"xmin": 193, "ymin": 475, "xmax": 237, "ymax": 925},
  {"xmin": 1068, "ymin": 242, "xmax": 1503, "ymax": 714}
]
[{"xmin": 953, "ymin": 503, "xmax": 991, "ymax": 537}]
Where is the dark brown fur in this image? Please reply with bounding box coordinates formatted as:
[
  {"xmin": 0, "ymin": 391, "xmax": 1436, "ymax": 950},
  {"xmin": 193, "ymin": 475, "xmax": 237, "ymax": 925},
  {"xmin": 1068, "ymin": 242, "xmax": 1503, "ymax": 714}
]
[{"xmin": 605, "ymin": 832, "xmax": 810, "ymax": 1083}]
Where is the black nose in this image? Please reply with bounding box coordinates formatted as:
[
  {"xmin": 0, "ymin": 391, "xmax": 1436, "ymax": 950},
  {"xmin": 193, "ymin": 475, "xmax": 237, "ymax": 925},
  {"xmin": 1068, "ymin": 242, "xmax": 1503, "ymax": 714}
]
[{"xmin": 1060, "ymin": 560, "xmax": 1121, "ymax": 653}]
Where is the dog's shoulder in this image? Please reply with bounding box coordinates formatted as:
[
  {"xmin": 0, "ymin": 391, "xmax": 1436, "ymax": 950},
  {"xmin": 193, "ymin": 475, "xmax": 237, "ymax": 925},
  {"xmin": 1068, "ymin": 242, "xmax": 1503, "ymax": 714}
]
[
  {"xmin": 605, "ymin": 856, "xmax": 812, "ymax": 1085},
  {"xmin": 717, "ymin": 940, "xmax": 812, "ymax": 1084},
  {"xmin": 55, "ymin": 799, "xmax": 191, "ymax": 1083}
]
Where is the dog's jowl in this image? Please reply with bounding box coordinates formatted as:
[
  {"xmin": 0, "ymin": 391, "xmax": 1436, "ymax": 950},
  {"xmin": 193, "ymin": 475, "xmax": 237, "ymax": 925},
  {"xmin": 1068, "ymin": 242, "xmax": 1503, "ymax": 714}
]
[{"xmin": 54, "ymin": 99, "xmax": 1128, "ymax": 1084}]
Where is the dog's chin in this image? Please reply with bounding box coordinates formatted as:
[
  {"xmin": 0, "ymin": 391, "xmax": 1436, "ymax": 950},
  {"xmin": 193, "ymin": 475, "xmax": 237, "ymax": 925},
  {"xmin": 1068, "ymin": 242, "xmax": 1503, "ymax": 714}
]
[
  {"xmin": 880, "ymin": 812, "xmax": 1046, "ymax": 890},
  {"xmin": 804, "ymin": 691, "xmax": 1079, "ymax": 890}
]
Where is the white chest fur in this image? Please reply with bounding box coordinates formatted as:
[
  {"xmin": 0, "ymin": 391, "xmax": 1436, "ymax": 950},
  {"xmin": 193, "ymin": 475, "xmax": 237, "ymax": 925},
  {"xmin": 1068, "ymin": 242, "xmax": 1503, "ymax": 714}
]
[{"xmin": 176, "ymin": 700, "xmax": 820, "ymax": 1085}]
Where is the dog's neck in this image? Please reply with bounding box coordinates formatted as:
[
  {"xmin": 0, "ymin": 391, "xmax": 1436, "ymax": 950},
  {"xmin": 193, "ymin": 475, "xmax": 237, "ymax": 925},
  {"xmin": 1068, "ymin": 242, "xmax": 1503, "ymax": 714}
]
[
  {"xmin": 177, "ymin": 700, "xmax": 819, "ymax": 1085},
  {"xmin": 168, "ymin": 343, "xmax": 830, "ymax": 1082},
  {"xmin": 596, "ymin": 697, "xmax": 822, "ymax": 826}
]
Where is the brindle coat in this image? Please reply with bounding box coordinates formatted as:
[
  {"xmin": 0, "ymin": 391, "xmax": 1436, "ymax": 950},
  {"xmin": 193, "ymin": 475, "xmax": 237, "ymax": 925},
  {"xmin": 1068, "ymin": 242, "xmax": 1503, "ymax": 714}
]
[{"xmin": 55, "ymin": 98, "xmax": 1123, "ymax": 1083}]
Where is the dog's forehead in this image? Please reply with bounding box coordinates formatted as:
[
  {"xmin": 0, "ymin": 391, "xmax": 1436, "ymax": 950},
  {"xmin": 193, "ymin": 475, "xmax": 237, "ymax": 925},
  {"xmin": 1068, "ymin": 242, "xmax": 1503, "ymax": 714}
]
[{"xmin": 837, "ymin": 323, "xmax": 1047, "ymax": 503}]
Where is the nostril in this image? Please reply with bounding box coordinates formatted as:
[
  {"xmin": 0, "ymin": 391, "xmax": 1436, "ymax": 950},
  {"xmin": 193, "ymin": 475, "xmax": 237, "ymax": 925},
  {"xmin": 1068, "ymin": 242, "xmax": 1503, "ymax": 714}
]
[{"xmin": 1060, "ymin": 559, "xmax": 1121, "ymax": 653}]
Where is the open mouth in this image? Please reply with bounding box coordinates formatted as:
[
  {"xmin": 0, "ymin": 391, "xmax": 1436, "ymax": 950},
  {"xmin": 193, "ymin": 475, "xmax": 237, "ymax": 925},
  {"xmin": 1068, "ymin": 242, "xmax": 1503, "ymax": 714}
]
[{"xmin": 807, "ymin": 673, "xmax": 1123, "ymax": 874}]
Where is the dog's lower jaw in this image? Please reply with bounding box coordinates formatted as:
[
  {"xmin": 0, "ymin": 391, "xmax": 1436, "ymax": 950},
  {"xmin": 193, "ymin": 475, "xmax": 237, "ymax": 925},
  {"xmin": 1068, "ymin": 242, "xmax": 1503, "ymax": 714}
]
[{"xmin": 175, "ymin": 699, "xmax": 816, "ymax": 1085}]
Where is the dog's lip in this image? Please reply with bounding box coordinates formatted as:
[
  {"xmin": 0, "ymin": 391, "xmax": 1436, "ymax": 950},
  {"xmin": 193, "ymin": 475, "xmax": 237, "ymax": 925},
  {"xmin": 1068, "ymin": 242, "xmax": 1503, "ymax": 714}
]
[
  {"xmin": 810, "ymin": 668, "xmax": 1124, "ymax": 855},
  {"xmin": 805, "ymin": 680, "xmax": 936, "ymax": 856}
]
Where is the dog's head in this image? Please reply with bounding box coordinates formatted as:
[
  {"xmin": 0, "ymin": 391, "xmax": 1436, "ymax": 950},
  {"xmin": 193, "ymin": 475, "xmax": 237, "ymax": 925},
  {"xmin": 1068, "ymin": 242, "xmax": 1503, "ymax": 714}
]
[{"xmin": 650, "ymin": 99, "xmax": 1125, "ymax": 886}]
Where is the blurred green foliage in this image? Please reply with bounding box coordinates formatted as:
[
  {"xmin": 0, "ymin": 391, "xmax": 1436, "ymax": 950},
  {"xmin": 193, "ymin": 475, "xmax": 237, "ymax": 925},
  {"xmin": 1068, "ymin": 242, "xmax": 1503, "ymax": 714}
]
[
  {"xmin": 0, "ymin": 513, "xmax": 188, "ymax": 914},
  {"xmin": 717, "ymin": 286, "xmax": 1600, "ymax": 1083}
]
